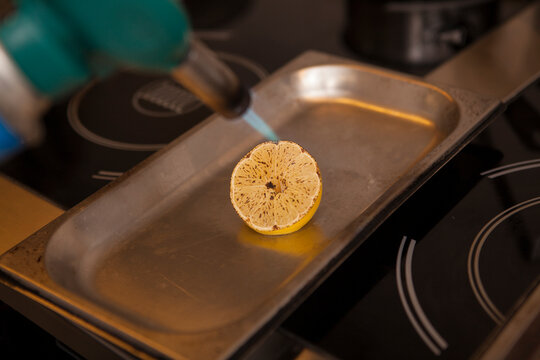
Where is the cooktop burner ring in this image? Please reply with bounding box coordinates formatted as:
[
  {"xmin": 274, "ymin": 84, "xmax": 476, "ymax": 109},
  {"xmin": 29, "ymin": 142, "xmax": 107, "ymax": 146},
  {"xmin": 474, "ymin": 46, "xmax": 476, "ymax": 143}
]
[
  {"xmin": 467, "ymin": 196, "xmax": 540, "ymax": 325},
  {"xmin": 480, "ymin": 158, "xmax": 540, "ymax": 179},
  {"xmin": 67, "ymin": 52, "xmax": 268, "ymax": 152},
  {"xmin": 68, "ymin": 81, "xmax": 166, "ymax": 151},
  {"xmin": 396, "ymin": 236, "xmax": 449, "ymax": 356}
]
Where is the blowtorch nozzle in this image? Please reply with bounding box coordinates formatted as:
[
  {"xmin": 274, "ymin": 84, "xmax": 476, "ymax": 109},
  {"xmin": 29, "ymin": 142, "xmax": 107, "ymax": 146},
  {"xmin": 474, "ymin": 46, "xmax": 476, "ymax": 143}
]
[{"xmin": 172, "ymin": 39, "xmax": 250, "ymax": 119}]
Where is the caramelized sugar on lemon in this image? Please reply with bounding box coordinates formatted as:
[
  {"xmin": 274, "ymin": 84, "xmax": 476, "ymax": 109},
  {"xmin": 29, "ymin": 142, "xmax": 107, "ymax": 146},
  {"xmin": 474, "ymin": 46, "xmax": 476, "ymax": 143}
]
[{"xmin": 230, "ymin": 141, "xmax": 322, "ymax": 235}]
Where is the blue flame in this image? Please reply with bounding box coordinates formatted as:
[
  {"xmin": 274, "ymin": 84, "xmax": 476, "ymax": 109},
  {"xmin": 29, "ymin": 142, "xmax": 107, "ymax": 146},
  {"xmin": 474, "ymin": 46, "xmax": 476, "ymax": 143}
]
[{"xmin": 242, "ymin": 108, "xmax": 279, "ymax": 142}]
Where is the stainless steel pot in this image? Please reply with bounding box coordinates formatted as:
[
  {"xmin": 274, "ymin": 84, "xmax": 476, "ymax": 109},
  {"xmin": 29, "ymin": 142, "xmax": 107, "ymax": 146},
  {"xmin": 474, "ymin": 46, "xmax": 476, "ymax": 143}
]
[{"xmin": 345, "ymin": 0, "xmax": 499, "ymax": 67}]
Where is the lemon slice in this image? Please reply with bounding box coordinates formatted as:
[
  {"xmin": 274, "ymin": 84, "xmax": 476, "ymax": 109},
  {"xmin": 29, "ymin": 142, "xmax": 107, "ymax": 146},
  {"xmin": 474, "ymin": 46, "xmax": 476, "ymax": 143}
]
[{"xmin": 230, "ymin": 141, "xmax": 322, "ymax": 235}]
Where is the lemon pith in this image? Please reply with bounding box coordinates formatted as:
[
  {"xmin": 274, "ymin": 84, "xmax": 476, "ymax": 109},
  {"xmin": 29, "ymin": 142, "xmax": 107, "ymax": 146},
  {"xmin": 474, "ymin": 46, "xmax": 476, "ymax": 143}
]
[{"xmin": 230, "ymin": 141, "xmax": 322, "ymax": 235}]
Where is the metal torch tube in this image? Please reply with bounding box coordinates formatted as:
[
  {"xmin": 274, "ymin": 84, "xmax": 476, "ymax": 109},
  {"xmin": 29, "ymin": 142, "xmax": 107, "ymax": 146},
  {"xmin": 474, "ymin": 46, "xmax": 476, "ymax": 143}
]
[{"xmin": 171, "ymin": 39, "xmax": 251, "ymax": 119}]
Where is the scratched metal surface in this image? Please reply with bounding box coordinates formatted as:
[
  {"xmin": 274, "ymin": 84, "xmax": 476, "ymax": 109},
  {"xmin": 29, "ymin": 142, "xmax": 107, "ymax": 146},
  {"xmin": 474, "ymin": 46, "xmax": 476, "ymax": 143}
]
[{"xmin": 0, "ymin": 52, "xmax": 500, "ymax": 360}]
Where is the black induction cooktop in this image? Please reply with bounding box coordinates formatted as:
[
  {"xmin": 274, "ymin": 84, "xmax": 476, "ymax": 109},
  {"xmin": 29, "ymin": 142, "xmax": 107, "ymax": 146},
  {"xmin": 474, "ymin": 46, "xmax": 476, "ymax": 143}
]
[
  {"xmin": 1, "ymin": 0, "xmax": 538, "ymax": 359},
  {"xmin": 283, "ymin": 88, "xmax": 540, "ymax": 359}
]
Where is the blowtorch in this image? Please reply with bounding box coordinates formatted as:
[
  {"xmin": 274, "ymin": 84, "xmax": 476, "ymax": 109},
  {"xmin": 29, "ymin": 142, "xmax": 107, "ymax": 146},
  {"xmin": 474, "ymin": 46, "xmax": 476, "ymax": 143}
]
[{"xmin": 0, "ymin": 0, "xmax": 250, "ymax": 159}]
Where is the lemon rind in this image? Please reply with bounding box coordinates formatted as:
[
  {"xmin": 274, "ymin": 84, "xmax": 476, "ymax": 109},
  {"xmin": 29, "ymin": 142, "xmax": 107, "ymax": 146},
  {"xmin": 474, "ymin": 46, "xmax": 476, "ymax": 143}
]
[{"xmin": 230, "ymin": 141, "xmax": 322, "ymax": 235}]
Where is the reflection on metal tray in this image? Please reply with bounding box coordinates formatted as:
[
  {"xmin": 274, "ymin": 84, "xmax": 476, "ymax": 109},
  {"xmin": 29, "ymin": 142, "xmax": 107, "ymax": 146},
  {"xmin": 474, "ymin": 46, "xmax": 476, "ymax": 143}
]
[{"xmin": 0, "ymin": 52, "xmax": 501, "ymax": 359}]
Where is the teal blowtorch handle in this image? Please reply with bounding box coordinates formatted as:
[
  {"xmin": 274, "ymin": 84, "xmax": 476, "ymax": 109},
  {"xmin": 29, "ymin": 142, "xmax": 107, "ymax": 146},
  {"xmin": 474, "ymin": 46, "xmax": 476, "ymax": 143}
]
[
  {"xmin": 0, "ymin": 0, "xmax": 191, "ymax": 98},
  {"xmin": 0, "ymin": 0, "xmax": 249, "ymax": 160}
]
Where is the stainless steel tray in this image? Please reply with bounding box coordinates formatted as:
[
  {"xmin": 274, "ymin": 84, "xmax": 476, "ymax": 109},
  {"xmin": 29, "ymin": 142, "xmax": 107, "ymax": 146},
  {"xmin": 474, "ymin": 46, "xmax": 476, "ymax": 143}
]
[{"xmin": 0, "ymin": 52, "xmax": 500, "ymax": 359}]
